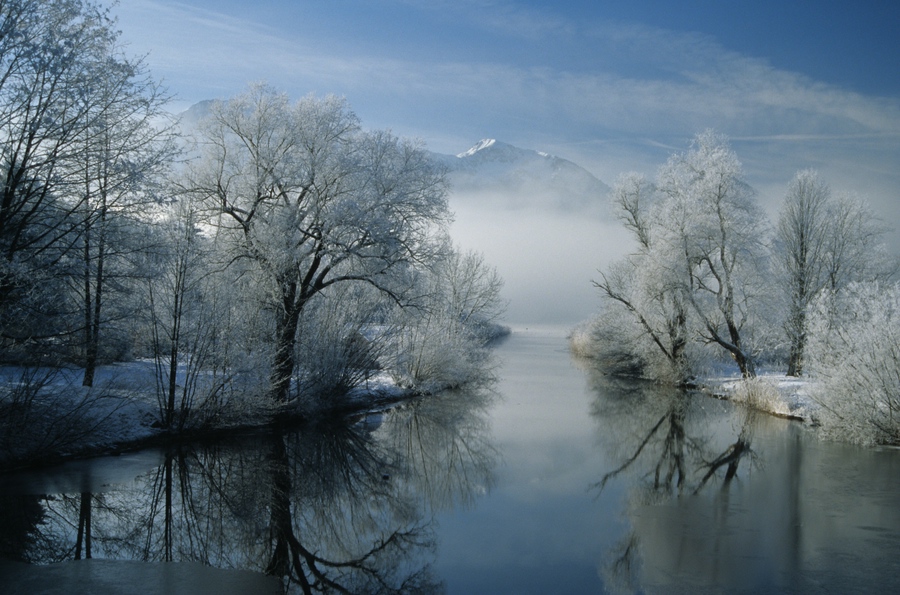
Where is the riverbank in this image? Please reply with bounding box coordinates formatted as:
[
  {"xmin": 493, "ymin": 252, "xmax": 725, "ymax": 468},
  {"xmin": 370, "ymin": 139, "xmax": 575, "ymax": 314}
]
[
  {"xmin": 0, "ymin": 360, "xmax": 417, "ymax": 473},
  {"xmin": 0, "ymin": 322, "xmax": 511, "ymax": 473},
  {"xmin": 698, "ymin": 372, "xmax": 814, "ymax": 421}
]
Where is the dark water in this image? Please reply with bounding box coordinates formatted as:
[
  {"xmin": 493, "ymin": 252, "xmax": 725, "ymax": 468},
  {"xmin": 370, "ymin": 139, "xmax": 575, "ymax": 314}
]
[{"xmin": 2, "ymin": 327, "xmax": 900, "ymax": 594}]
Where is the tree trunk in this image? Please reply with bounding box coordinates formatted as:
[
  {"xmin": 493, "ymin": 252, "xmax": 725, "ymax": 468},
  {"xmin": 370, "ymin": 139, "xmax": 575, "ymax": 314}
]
[
  {"xmin": 74, "ymin": 493, "xmax": 92, "ymax": 559},
  {"xmin": 787, "ymin": 344, "xmax": 803, "ymax": 377},
  {"xmin": 166, "ymin": 287, "xmax": 182, "ymax": 429},
  {"xmin": 730, "ymin": 336, "xmax": 756, "ymax": 378},
  {"xmin": 668, "ymin": 298, "xmax": 691, "ymax": 385},
  {"xmin": 82, "ymin": 223, "xmax": 95, "ymax": 387},
  {"xmin": 271, "ymin": 282, "xmax": 302, "ymax": 403},
  {"xmin": 786, "ymin": 304, "xmax": 807, "ymax": 376},
  {"xmin": 82, "ymin": 198, "xmax": 106, "ymax": 387}
]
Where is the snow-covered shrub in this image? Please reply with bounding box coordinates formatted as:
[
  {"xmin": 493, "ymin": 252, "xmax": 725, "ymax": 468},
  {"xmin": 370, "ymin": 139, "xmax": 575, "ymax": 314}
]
[
  {"xmin": 386, "ymin": 248, "xmax": 504, "ymax": 393},
  {"xmin": 0, "ymin": 368, "xmax": 132, "ymax": 468},
  {"xmin": 806, "ymin": 282, "xmax": 900, "ymax": 445},
  {"xmin": 569, "ymin": 319, "xmax": 601, "ymax": 359},
  {"xmin": 570, "ymin": 312, "xmax": 646, "ymax": 378},
  {"xmin": 728, "ymin": 377, "xmax": 791, "ymax": 417},
  {"xmin": 573, "ymin": 303, "xmax": 709, "ymax": 386},
  {"xmin": 293, "ymin": 285, "xmax": 384, "ymax": 406},
  {"xmin": 388, "ymin": 319, "xmax": 489, "ymax": 394}
]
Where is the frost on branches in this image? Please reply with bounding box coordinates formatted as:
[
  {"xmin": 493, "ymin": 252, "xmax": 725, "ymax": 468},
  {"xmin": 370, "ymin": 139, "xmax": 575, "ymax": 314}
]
[
  {"xmin": 590, "ymin": 132, "xmax": 771, "ymax": 383},
  {"xmin": 806, "ymin": 282, "xmax": 900, "ymax": 445},
  {"xmin": 179, "ymin": 84, "xmax": 505, "ymax": 411}
]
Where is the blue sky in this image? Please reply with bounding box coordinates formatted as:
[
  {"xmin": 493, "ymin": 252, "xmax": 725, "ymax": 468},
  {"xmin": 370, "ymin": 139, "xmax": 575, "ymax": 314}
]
[
  {"xmin": 111, "ymin": 0, "xmax": 900, "ymax": 322},
  {"xmin": 113, "ymin": 1, "xmax": 900, "ymax": 177}
]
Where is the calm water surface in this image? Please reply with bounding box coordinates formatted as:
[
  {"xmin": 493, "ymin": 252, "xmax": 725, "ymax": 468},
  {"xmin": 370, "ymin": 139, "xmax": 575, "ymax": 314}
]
[{"xmin": 2, "ymin": 327, "xmax": 900, "ymax": 593}]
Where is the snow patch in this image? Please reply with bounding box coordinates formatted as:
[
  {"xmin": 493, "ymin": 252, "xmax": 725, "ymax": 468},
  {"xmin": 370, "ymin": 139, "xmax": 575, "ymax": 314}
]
[
  {"xmin": 702, "ymin": 371, "xmax": 816, "ymax": 421},
  {"xmin": 457, "ymin": 138, "xmax": 496, "ymax": 158}
]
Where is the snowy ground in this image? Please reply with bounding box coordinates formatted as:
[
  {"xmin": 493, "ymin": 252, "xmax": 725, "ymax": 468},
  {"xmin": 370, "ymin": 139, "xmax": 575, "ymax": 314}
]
[
  {"xmin": 0, "ymin": 362, "xmax": 163, "ymax": 468},
  {"xmin": 0, "ymin": 360, "xmax": 410, "ymax": 471},
  {"xmin": 699, "ymin": 369, "xmax": 816, "ymax": 421}
]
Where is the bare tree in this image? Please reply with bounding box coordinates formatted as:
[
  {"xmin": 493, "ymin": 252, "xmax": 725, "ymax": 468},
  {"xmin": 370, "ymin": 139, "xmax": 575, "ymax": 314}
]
[
  {"xmin": 71, "ymin": 55, "xmax": 177, "ymax": 386},
  {"xmin": 655, "ymin": 131, "xmax": 768, "ymax": 377},
  {"xmin": 0, "ymin": 1, "xmax": 176, "ymax": 372},
  {"xmin": 776, "ymin": 170, "xmax": 894, "ymax": 376},
  {"xmin": 187, "ymin": 84, "xmax": 449, "ymax": 404},
  {"xmin": 0, "ymin": 1, "xmax": 118, "ymax": 344},
  {"xmin": 145, "ymin": 196, "xmax": 227, "ymax": 429}
]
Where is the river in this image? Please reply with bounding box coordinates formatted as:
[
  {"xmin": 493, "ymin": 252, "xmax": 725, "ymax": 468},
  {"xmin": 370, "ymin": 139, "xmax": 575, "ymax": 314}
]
[{"xmin": 2, "ymin": 326, "xmax": 900, "ymax": 593}]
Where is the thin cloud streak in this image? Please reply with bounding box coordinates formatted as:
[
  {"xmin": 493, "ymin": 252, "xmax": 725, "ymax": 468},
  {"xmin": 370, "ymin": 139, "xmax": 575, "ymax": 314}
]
[
  {"xmin": 119, "ymin": 2, "xmax": 900, "ymax": 140},
  {"xmin": 393, "ymin": 0, "xmax": 575, "ymax": 40}
]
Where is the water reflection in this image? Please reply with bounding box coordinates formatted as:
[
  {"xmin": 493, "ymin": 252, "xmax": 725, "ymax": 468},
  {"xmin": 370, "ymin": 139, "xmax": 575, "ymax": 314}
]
[
  {"xmin": 0, "ymin": 387, "xmax": 498, "ymax": 594},
  {"xmin": 586, "ymin": 371, "xmax": 900, "ymax": 595},
  {"xmin": 587, "ymin": 376, "xmax": 756, "ymax": 593},
  {"xmin": 590, "ymin": 377, "xmax": 755, "ymax": 499}
]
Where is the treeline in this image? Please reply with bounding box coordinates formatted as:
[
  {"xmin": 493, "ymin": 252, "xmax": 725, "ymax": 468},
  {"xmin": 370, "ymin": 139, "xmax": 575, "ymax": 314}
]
[
  {"xmin": 577, "ymin": 131, "xmax": 899, "ymax": 444},
  {"xmin": 0, "ymin": 1, "xmax": 505, "ymax": 436}
]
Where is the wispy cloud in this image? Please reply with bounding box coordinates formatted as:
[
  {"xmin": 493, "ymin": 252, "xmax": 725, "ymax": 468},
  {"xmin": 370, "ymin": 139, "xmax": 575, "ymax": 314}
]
[
  {"xmin": 114, "ymin": 0, "xmax": 900, "ymax": 223},
  {"xmin": 118, "ymin": 1, "xmax": 900, "ymax": 139},
  {"xmin": 392, "ymin": 0, "xmax": 575, "ymax": 40}
]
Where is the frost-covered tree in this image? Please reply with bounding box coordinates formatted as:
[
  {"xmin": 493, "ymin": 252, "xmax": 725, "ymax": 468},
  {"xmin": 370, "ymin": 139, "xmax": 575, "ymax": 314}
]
[
  {"xmin": 655, "ymin": 131, "xmax": 768, "ymax": 377},
  {"xmin": 776, "ymin": 170, "xmax": 894, "ymax": 376},
  {"xmin": 591, "ymin": 133, "xmax": 768, "ymax": 381},
  {"xmin": 821, "ymin": 194, "xmax": 895, "ymax": 292},
  {"xmin": 69, "ymin": 53, "xmax": 176, "ymax": 386},
  {"xmin": 186, "ymin": 84, "xmax": 449, "ymax": 404},
  {"xmin": 806, "ymin": 282, "xmax": 900, "ymax": 445},
  {"xmin": 776, "ymin": 170, "xmax": 831, "ymax": 376},
  {"xmin": 0, "ymin": 0, "xmax": 176, "ymax": 369},
  {"xmin": 593, "ymin": 173, "xmax": 696, "ymax": 384},
  {"xmin": 0, "ymin": 1, "xmax": 119, "ymax": 346}
]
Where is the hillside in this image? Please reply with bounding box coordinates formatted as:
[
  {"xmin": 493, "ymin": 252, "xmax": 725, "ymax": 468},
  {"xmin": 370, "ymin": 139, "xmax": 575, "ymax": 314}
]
[{"xmin": 433, "ymin": 139, "xmax": 610, "ymax": 213}]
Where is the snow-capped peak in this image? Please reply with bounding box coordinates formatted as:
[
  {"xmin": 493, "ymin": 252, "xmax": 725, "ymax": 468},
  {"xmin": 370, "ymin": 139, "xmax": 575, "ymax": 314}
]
[{"xmin": 457, "ymin": 138, "xmax": 496, "ymax": 158}]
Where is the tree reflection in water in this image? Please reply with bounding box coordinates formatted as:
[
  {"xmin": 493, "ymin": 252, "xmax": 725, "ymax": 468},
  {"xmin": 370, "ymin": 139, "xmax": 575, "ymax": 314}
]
[
  {"xmin": 379, "ymin": 387, "xmax": 498, "ymax": 514},
  {"xmin": 1, "ymin": 385, "xmax": 497, "ymax": 593},
  {"xmin": 265, "ymin": 422, "xmax": 439, "ymax": 593},
  {"xmin": 587, "ymin": 373, "xmax": 758, "ymax": 593}
]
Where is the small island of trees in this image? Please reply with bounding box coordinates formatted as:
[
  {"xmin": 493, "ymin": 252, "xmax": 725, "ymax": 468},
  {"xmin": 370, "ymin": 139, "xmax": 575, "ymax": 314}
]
[{"xmin": 575, "ymin": 130, "xmax": 900, "ymax": 446}]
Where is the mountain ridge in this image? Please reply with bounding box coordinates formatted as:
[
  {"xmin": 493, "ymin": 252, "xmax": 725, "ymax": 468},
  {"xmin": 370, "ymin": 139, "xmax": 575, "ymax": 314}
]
[{"xmin": 432, "ymin": 139, "xmax": 610, "ymax": 213}]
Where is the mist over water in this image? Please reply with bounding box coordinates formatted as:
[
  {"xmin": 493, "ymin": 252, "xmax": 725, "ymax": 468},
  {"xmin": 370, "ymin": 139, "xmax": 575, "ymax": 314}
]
[{"xmin": 450, "ymin": 195, "xmax": 630, "ymax": 326}]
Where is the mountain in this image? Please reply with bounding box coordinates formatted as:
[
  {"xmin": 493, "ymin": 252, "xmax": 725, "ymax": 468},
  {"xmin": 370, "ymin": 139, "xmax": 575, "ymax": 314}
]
[
  {"xmin": 174, "ymin": 102, "xmax": 610, "ymax": 214},
  {"xmin": 432, "ymin": 139, "xmax": 610, "ymax": 213},
  {"xmin": 177, "ymin": 99, "xmax": 215, "ymax": 131}
]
